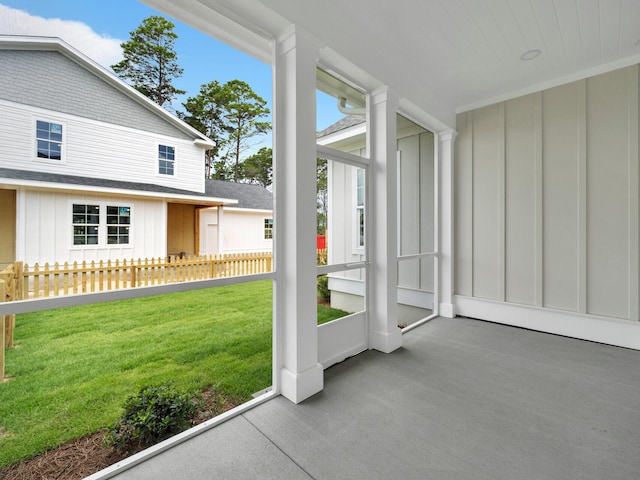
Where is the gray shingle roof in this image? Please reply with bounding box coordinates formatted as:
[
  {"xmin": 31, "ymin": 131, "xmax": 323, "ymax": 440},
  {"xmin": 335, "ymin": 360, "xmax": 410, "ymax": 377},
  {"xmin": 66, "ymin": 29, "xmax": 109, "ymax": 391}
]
[
  {"xmin": 205, "ymin": 179, "xmax": 272, "ymax": 210},
  {"xmin": 317, "ymin": 115, "xmax": 365, "ymax": 138},
  {"xmin": 0, "ymin": 167, "xmax": 209, "ymax": 197},
  {"xmin": 0, "ymin": 168, "xmax": 272, "ymax": 210}
]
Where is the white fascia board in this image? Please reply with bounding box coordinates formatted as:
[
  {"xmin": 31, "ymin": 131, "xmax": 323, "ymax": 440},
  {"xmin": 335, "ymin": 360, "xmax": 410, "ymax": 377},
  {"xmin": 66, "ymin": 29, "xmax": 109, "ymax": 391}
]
[
  {"xmin": 224, "ymin": 207, "xmax": 273, "ymax": 214},
  {"xmin": 0, "ymin": 177, "xmax": 237, "ymax": 206},
  {"xmin": 316, "ymin": 123, "xmax": 366, "ymax": 146},
  {"xmin": 0, "ymin": 36, "xmax": 214, "ymax": 147}
]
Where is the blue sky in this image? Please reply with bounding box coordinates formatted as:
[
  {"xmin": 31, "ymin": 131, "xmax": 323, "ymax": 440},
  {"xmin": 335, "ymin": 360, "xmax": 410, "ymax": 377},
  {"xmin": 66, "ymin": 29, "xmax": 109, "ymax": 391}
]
[{"xmin": 0, "ymin": 0, "xmax": 343, "ymax": 154}]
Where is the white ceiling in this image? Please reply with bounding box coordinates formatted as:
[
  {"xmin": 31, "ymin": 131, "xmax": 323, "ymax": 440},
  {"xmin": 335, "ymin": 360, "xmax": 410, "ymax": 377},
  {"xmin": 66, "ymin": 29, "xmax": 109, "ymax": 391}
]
[{"xmin": 149, "ymin": 0, "xmax": 640, "ymax": 128}]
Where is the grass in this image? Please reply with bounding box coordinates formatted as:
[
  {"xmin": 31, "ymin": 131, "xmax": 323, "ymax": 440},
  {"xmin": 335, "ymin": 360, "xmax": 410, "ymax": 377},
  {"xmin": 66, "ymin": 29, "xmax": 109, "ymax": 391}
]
[{"xmin": 0, "ymin": 280, "xmax": 348, "ymax": 469}]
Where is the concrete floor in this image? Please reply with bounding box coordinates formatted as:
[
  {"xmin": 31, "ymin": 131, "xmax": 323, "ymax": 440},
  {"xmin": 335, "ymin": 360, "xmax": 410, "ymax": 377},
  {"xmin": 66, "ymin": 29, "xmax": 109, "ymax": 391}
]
[{"xmin": 108, "ymin": 317, "xmax": 640, "ymax": 480}]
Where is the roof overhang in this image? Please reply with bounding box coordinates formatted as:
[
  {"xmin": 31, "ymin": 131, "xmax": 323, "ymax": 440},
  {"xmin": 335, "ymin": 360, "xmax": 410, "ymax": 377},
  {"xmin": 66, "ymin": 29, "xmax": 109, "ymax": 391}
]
[{"xmin": 0, "ymin": 177, "xmax": 237, "ymax": 207}]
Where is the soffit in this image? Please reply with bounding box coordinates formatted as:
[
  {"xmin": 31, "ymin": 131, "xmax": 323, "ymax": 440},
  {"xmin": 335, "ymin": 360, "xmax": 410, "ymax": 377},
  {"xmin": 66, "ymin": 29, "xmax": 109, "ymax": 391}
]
[{"xmin": 146, "ymin": 0, "xmax": 640, "ymax": 127}]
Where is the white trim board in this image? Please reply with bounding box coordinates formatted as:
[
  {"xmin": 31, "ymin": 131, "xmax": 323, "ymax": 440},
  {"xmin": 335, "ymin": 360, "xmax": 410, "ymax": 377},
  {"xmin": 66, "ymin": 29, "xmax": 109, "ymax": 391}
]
[
  {"xmin": 455, "ymin": 295, "xmax": 640, "ymax": 351},
  {"xmin": 318, "ymin": 312, "xmax": 367, "ymax": 369}
]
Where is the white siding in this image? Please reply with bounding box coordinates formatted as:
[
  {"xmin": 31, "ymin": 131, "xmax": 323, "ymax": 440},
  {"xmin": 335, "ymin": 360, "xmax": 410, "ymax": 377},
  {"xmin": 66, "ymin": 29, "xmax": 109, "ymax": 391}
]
[
  {"xmin": 327, "ymin": 129, "xmax": 435, "ymax": 302},
  {"xmin": 200, "ymin": 207, "xmax": 273, "ymax": 255},
  {"xmin": 0, "ymin": 100, "xmax": 205, "ymax": 193},
  {"xmin": 455, "ymin": 64, "xmax": 639, "ymax": 322},
  {"xmin": 18, "ymin": 189, "xmax": 167, "ymax": 265}
]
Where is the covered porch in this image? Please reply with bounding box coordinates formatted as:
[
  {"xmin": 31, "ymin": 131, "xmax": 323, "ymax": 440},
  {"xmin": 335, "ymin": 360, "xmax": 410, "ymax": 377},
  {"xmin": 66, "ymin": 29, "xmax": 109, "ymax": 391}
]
[
  {"xmin": 3, "ymin": 0, "xmax": 638, "ymax": 477},
  {"xmin": 97, "ymin": 316, "xmax": 640, "ymax": 479}
]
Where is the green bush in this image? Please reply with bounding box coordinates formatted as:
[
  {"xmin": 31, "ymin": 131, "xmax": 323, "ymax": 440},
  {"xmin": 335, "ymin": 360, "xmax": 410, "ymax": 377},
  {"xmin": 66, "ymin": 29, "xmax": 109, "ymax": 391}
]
[
  {"xmin": 317, "ymin": 274, "xmax": 330, "ymax": 302},
  {"xmin": 104, "ymin": 383, "xmax": 201, "ymax": 450}
]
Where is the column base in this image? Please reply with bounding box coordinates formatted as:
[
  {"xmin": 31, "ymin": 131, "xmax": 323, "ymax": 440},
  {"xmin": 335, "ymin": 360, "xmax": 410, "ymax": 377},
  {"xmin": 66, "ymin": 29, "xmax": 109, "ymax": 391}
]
[
  {"xmin": 370, "ymin": 327, "xmax": 402, "ymax": 353},
  {"xmin": 439, "ymin": 303, "xmax": 456, "ymax": 318},
  {"xmin": 280, "ymin": 363, "xmax": 324, "ymax": 404}
]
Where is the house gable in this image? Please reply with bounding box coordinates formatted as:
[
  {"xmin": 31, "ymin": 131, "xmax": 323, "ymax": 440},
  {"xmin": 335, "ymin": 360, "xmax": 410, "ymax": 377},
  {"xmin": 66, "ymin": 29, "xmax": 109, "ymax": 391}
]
[{"xmin": 0, "ymin": 49, "xmax": 190, "ymax": 140}]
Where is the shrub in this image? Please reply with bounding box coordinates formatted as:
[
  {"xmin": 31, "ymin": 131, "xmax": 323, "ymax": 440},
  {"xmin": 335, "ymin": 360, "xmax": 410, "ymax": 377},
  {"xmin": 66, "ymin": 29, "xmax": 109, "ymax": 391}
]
[
  {"xmin": 104, "ymin": 382, "xmax": 201, "ymax": 450},
  {"xmin": 317, "ymin": 274, "xmax": 330, "ymax": 302},
  {"xmin": 316, "ymin": 249, "xmax": 331, "ymax": 302}
]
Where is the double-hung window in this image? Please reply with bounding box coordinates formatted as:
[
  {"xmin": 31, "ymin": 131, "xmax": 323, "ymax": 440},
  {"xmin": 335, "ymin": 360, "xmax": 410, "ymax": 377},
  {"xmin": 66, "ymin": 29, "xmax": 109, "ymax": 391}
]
[
  {"xmin": 158, "ymin": 145, "xmax": 175, "ymax": 175},
  {"xmin": 73, "ymin": 204, "xmax": 131, "ymax": 246},
  {"xmin": 264, "ymin": 218, "xmax": 273, "ymax": 239},
  {"xmin": 107, "ymin": 206, "xmax": 131, "ymax": 244},
  {"xmin": 36, "ymin": 120, "xmax": 63, "ymax": 160},
  {"xmin": 72, "ymin": 204, "xmax": 100, "ymax": 245}
]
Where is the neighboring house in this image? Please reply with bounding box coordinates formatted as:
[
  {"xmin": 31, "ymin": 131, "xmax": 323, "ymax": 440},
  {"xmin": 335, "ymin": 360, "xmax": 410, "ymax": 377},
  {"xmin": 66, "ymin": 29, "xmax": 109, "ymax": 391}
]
[
  {"xmin": 0, "ymin": 35, "xmax": 240, "ymax": 267},
  {"xmin": 318, "ymin": 115, "xmax": 435, "ymax": 325},
  {"xmin": 199, "ymin": 179, "xmax": 273, "ymax": 255}
]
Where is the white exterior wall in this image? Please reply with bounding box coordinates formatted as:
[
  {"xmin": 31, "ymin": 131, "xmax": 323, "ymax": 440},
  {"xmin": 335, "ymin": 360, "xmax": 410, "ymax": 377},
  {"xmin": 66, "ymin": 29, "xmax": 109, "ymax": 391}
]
[
  {"xmin": 0, "ymin": 100, "xmax": 205, "ymax": 193},
  {"xmin": 455, "ymin": 64, "xmax": 640, "ymax": 350},
  {"xmin": 16, "ymin": 189, "xmax": 167, "ymax": 265},
  {"xmin": 199, "ymin": 207, "xmax": 273, "ymax": 255},
  {"xmin": 327, "ymin": 130, "xmax": 435, "ymax": 317}
]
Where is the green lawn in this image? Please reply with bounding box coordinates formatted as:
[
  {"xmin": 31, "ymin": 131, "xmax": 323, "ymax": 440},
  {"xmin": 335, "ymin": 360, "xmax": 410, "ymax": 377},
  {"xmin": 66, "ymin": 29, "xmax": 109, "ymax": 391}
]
[{"xmin": 0, "ymin": 280, "xmax": 347, "ymax": 469}]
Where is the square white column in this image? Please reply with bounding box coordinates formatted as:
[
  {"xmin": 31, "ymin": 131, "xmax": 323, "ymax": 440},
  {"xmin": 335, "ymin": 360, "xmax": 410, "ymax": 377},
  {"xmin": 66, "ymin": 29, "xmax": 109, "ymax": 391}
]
[
  {"xmin": 367, "ymin": 87, "xmax": 402, "ymax": 353},
  {"xmin": 437, "ymin": 129, "xmax": 456, "ymax": 318},
  {"xmin": 272, "ymin": 26, "xmax": 323, "ymax": 403}
]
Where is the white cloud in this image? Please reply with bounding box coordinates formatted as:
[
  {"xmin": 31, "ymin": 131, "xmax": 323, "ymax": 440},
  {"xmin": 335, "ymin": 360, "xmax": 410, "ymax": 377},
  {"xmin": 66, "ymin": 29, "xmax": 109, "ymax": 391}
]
[{"xmin": 0, "ymin": 4, "xmax": 122, "ymax": 68}]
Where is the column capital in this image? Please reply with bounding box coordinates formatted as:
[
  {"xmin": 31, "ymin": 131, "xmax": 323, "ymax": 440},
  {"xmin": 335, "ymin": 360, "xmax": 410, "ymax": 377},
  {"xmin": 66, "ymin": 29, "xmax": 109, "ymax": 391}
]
[
  {"xmin": 370, "ymin": 85, "xmax": 399, "ymax": 108},
  {"xmin": 438, "ymin": 128, "xmax": 457, "ymax": 143},
  {"xmin": 276, "ymin": 23, "xmax": 323, "ymax": 57}
]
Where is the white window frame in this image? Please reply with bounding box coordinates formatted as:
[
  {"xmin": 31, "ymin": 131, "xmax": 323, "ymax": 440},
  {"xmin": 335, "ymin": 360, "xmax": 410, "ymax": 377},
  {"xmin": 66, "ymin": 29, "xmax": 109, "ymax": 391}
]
[
  {"xmin": 106, "ymin": 205, "xmax": 132, "ymax": 245},
  {"xmin": 35, "ymin": 118, "xmax": 65, "ymax": 163},
  {"xmin": 70, "ymin": 200, "xmax": 133, "ymax": 248},
  {"xmin": 72, "ymin": 203, "xmax": 100, "ymax": 246},
  {"xmin": 158, "ymin": 144, "xmax": 176, "ymax": 176},
  {"xmin": 264, "ymin": 218, "xmax": 273, "ymax": 239}
]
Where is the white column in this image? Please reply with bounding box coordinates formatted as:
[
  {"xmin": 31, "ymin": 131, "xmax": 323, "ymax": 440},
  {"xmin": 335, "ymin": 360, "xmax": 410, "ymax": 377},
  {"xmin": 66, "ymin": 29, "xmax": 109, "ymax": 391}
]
[
  {"xmin": 438, "ymin": 129, "xmax": 456, "ymax": 318},
  {"xmin": 367, "ymin": 86, "xmax": 402, "ymax": 353},
  {"xmin": 272, "ymin": 26, "xmax": 323, "ymax": 403},
  {"xmin": 217, "ymin": 206, "xmax": 224, "ymax": 254}
]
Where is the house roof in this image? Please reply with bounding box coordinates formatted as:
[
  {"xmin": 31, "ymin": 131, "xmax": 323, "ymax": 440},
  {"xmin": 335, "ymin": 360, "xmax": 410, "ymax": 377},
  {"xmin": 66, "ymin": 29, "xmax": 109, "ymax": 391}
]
[
  {"xmin": 0, "ymin": 168, "xmax": 236, "ymax": 206},
  {"xmin": 0, "ymin": 35, "xmax": 214, "ymax": 148},
  {"xmin": 0, "ymin": 168, "xmax": 273, "ymax": 210},
  {"xmin": 205, "ymin": 179, "xmax": 273, "ymax": 210},
  {"xmin": 317, "ymin": 115, "xmax": 365, "ymax": 138}
]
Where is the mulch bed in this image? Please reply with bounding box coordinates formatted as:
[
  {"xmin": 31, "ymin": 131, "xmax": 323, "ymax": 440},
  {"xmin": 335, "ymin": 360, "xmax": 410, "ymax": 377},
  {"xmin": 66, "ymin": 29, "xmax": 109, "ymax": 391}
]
[{"xmin": 0, "ymin": 388, "xmax": 243, "ymax": 480}]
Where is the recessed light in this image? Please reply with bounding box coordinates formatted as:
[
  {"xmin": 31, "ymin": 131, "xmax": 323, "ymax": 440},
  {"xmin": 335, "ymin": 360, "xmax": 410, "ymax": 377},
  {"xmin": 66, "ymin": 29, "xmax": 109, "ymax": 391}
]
[{"xmin": 520, "ymin": 49, "xmax": 542, "ymax": 61}]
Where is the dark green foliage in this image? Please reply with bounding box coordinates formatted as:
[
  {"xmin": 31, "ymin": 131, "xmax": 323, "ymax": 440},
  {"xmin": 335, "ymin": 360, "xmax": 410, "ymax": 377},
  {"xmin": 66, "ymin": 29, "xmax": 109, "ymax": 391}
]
[
  {"xmin": 241, "ymin": 147, "xmax": 272, "ymax": 187},
  {"xmin": 104, "ymin": 383, "xmax": 201, "ymax": 450},
  {"xmin": 111, "ymin": 16, "xmax": 185, "ymax": 107},
  {"xmin": 317, "ymin": 274, "xmax": 330, "ymax": 302},
  {"xmin": 182, "ymin": 79, "xmax": 270, "ymax": 180}
]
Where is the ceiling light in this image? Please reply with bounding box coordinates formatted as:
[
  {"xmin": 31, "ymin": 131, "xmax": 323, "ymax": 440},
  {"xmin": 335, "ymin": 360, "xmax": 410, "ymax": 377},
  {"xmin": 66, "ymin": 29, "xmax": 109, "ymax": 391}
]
[{"xmin": 520, "ymin": 49, "xmax": 542, "ymax": 61}]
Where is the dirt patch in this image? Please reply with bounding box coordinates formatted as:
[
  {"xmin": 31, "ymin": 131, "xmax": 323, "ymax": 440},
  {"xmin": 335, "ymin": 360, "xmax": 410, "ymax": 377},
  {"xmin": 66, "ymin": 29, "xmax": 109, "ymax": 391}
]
[{"xmin": 0, "ymin": 387, "xmax": 243, "ymax": 480}]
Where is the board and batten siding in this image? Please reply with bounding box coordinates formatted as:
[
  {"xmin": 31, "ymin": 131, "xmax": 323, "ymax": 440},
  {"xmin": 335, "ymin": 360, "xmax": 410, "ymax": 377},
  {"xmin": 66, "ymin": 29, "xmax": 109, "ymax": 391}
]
[
  {"xmin": 0, "ymin": 100, "xmax": 205, "ymax": 194},
  {"xmin": 455, "ymin": 64, "xmax": 639, "ymax": 324},
  {"xmin": 17, "ymin": 190, "xmax": 167, "ymax": 265}
]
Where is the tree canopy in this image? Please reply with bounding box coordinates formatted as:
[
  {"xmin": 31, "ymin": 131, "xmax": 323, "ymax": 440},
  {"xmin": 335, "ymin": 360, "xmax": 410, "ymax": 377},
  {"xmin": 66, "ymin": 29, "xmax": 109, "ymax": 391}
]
[
  {"xmin": 114, "ymin": 16, "xmax": 273, "ymax": 183},
  {"xmin": 241, "ymin": 147, "xmax": 273, "ymax": 188},
  {"xmin": 181, "ymin": 80, "xmax": 230, "ymax": 178},
  {"xmin": 182, "ymin": 80, "xmax": 271, "ymax": 181},
  {"xmin": 112, "ymin": 15, "xmax": 185, "ymax": 108}
]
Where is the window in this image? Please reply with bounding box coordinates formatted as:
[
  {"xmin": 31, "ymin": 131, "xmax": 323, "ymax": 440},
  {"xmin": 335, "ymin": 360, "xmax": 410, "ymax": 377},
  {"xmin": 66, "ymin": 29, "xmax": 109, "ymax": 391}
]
[
  {"xmin": 264, "ymin": 218, "xmax": 273, "ymax": 239},
  {"xmin": 107, "ymin": 206, "xmax": 130, "ymax": 244},
  {"xmin": 36, "ymin": 120, "xmax": 63, "ymax": 160},
  {"xmin": 158, "ymin": 145, "xmax": 175, "ymax": 175},
  {"xmin": 73, "ymin": 204, "xmax": 99, "ymax": 245},
  {"xmin": 356, "ymin": 167, "xmax": 365, "ymax": 248},
  {"xmin": 73, "ymin": 204, "xmax": 131, "ymax": 246}
]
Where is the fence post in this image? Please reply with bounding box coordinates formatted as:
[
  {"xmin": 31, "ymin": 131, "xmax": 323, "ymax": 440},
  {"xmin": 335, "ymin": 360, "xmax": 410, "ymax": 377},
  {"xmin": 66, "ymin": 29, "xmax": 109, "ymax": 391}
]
[
  {"xmin": 0, "ymin": 269, "xmax": 14, "ymax": 348},
  {"xmin": 0, "ymin": 279, "xmax": 5, "ymax": 381}
]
